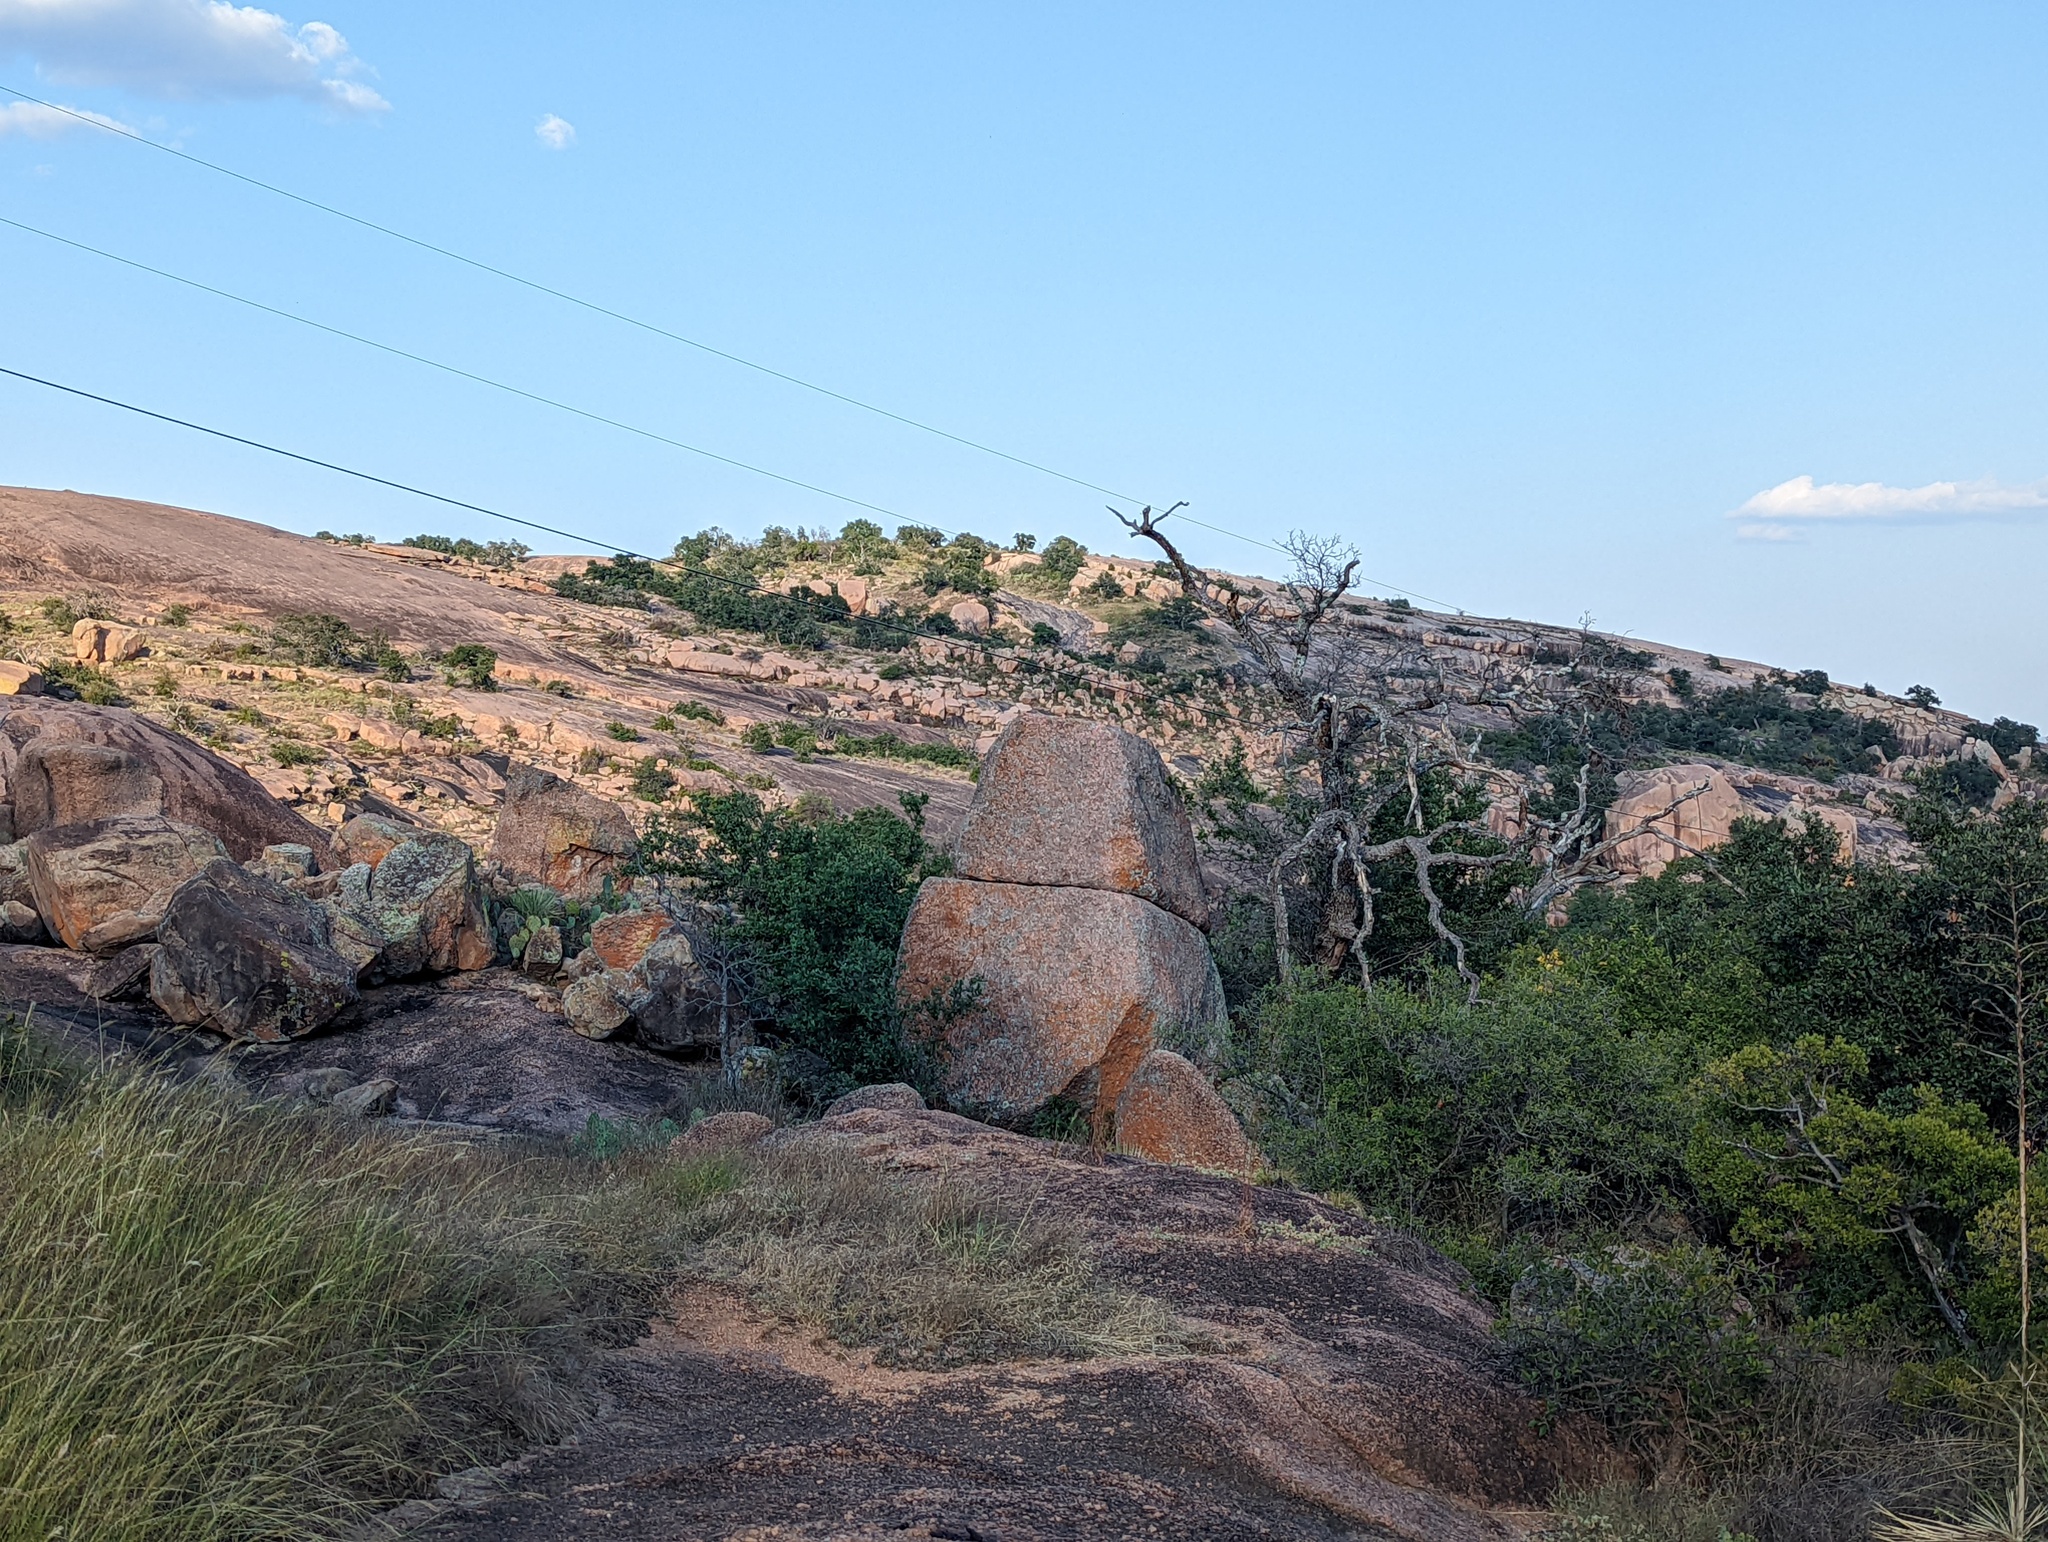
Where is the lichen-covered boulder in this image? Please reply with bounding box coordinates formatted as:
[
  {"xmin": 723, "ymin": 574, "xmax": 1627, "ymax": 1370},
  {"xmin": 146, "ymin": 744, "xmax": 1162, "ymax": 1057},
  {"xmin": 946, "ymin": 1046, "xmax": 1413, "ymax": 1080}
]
[
  {"xmin": 562, "ymin": 969, "xmax": 635, "ymax": 1039},
  {"xmin": 896, "ymin": 876, "xmax": 1227, "ymax": 1124},
  {"xmin": 347, "ymin": 833, "xmax": 494, "ymax": 979},
  {"xmin": 951, "ymin": 714, "xmax": 1210, "ymax": 930},
  {"xmin": 150, "ymin": 859, "xmax": 359, "ymax": 1041},
  {"xmin": 24, "ymin": 814, "xmax": 227, "ymax": 950},
  {"xmin": 1113, "ymin": 1049, "xmax": 1255, "ymax": 1172},
  {"xmin": 490, "ymin": 763, "xmax": 636, "ymax": 900}
]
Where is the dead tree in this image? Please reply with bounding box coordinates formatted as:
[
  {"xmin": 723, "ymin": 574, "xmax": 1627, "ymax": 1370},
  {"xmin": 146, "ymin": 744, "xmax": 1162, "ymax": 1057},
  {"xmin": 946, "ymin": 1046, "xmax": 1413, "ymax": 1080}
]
[{"xmin": 1119, "ymin": 505, "xmax": 1729, "ymax": 998}]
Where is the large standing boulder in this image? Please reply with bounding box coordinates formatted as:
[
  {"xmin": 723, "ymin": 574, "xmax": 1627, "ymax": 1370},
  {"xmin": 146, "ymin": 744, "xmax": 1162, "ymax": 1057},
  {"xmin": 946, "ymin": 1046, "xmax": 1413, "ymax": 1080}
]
[
  {"xmin": 24, "ymin": 815, "xmax": 228, "ymax": 950},
  {"xmin": 490, "ymin": 763, "xmax": 636, "ymax": 900},
  {"xmin": 896, "ymin": 877, "xmax": 1227, "ymax": 1124},
  {"xmin": 0, "ymin": 700, "xmax": 328, "ymax": 863},
  {"xmin": 337, "ymin": 832, "xmax": 495, "ymax": 979},
  {"xmin": 150, "ymin": 860, "xmax": 359, "ymax": 1041},
  {"xmin": 1113, "ymin": 1049, "xmax": 1256, "ymax": 1172},
  {"xmin": 951, "ymin": 714, "xmax": 1211, "ymax": 931}
]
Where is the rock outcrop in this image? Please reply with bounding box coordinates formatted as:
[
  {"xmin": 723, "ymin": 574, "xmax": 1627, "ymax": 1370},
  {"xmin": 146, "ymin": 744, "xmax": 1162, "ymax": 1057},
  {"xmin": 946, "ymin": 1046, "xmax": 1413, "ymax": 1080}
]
[
  {"xmin": 490, "ymin": 763, "xmax": 637, "ymax": 899},
  {"xmin": 1605, "ymin": 761, "xmax": 1863, "ymax": 877},
  {"xmin": 898, "ymin": 714, "xmax": 1244, "ymax": 1167},
  {"xmin": 332, "ymin": 830, "xmax": 495, "ymax": 980},
  {"xmin": 0, "ymin": 700, "xmax": 327, "ymax": 863},
  {"xmin": 150, "ymin": 860, "xmax": 359, "ymax": 1041},
  {"xmin": 562, "ymin": 920, "xmax": 733, "ymax": 1050},
  {"xmin": 24, "ymin": 815, "xmax": 228, "ymax": 951},
  {"xmin": 952, "ymin": 714, "xmax": 1211, "ymax": 931}
]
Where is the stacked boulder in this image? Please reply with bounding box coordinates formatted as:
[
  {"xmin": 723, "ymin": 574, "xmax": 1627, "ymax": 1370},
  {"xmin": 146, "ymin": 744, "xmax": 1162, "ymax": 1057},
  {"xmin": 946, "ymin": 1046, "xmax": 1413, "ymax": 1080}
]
[{"xmin": 896, "ymin": 714, "xmax": 1253, "ymax": 1172}]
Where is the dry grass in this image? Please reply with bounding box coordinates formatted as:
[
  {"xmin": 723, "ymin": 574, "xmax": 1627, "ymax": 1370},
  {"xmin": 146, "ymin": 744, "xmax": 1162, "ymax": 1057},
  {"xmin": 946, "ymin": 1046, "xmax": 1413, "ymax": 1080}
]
[
  {"xmin": 658, "ymin": 1143, "xmax": 1177, "ymax": 1366},
  {"xmin": 0, "ymin": 1028, "xmax": 611, "ymax": 1539},
  {"xmin": 0, "ymin": 1018, "xmax": 1172, "ymax": 1538}
]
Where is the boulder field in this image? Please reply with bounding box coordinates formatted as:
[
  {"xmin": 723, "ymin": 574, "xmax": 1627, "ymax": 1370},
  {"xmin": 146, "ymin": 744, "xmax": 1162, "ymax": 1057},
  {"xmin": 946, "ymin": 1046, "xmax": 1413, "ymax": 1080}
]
[{"xmin": 0, "ymin": 699, "xmax": 1256, "ymax": 1176}]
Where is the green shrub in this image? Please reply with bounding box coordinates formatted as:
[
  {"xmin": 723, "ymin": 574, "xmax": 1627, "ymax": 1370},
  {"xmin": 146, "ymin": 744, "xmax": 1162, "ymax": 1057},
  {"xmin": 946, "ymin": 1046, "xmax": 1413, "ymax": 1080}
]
[
  {"xmin": 1030, "ymin": 622, "xmax": 1061, "ymax": 647},
  {"xmin": 1506, "ymin": 1246, "xmax": 1773, "ymax": 1454},
  {"xmin": 38, "ymin": 596, "xmax": 78, "ymax": 631},
  {"xmin": 542, "ymin": 678, "xmax": 576, "ymax": 697},
  {"xmin": 876, "ymin": 661, "xmax": 912, "ymax": 681},
  {"xmin": 651, "ymin": 713, "xmax": 677, "ymax": 731},
  {"xmin": 373, "ymin": 640, "xmax": 412, "ymax": 681},
  {"xmin": 833, "ymin": 731, "xmax": 978, "ymax": 774},
  {"xmin": 271, "ymin": 740, "xmax": 322, "ymax": 768},
  {"xmin": 149, "ymin": 669, "xmax": 179, "ymax": 698},
  {"xmin": 271, "ymin": 612, "xmax": 365, "ymax": 668},
  {"xmin": 442, "ymin": 643, "xmax": 498, "ymax": 691},
  {"xmin": 635, "ymin": 790, "xmax": 946, "ymax": 1089},
  {"xmin": 42, "ymin": 659, "xmax": 125, "ymax": 706},
  {"xmin": 606, "ymin": 720, "xmax": 641, "ymax": 742},
  {"xmin": 1037, "ymin": 535, "xmax": 1087, "ymax": 584},
  {"xmin": 160, "ymin": 603, "xmax": 192, "ymax": 628},
  {"xmin": 674, "ymin": 699, "xmax": 722, "ymax": 723},
  {"xmin": 630, "ymin": 758, "xmax": 675, "ymax": 802},
  {"xmin": 1081, "ymin": 569, "xmax": 1127, "ymax": 601}
]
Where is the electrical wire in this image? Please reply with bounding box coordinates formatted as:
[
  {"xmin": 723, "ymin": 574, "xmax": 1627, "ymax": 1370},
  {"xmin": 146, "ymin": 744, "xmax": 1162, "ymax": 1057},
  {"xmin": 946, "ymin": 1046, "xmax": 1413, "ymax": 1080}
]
[
  {"xmin": 0, "ymin": 363, "xmax": 1199, "ymax": 709},
  {"xmin": 0, "ymin": 82, "xmax": 1148, "ymax": 503},
  {"xmin": 0, "ymin": 82, "xmax": 1468, "ymax": 613}
]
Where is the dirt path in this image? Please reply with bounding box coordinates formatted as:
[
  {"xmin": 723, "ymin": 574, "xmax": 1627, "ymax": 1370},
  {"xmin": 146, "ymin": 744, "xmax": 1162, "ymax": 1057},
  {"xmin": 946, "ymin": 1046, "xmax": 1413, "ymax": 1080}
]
[{"xmin": 413, "ymin": 1311, "xmax": 1392, "ymax": 1541}]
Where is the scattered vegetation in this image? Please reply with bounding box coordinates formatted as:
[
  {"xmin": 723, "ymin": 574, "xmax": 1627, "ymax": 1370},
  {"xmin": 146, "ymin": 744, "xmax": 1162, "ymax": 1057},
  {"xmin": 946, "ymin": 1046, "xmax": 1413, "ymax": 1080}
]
[
  {"xmin": 400, "ymin": 533, "xmax": 532, "ymax": 568},
  {"xmin": 833, "ymin": 730, "xmax": 979, "ymax": 775}
]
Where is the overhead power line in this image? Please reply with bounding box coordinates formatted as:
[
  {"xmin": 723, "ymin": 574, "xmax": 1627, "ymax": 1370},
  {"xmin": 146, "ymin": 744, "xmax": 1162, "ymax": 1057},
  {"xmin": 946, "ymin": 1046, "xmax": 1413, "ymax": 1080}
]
[
  {"xmin": 0, "ymin": 363, "xmax": 1164, "ymax": 696},
  {"xmin": 0, "ymin": 213, "xmax": 925, "ymax": 528},
  {"xmin": 0, "ymin": 82, "xmax": 1147, "ymax": 504},
  {"xmin": 0, "ymin": 211, "xmax": 1468, "ymax": 612},
  {"xmin": 0, "ymin": 81, "xmax": 1468, "ymax": 613}
]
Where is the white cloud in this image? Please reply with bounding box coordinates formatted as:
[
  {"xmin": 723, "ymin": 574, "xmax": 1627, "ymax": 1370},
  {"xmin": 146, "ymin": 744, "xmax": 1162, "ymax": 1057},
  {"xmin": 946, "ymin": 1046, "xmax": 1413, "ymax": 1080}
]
[
  {"xmin": 1732, "ymin": 473, "xmax": 2048, "ymax": 525},
  {"xmin": 0, "ymin": 0, "xmax": 388, "ymax": 113},
  {"xmin": 535, "ymin": 112, "xmax": 573, "ymax": 149},
  {"xmin": 1733, "ymin": 522, "xmax": 1800, "ymax": 543},
  {"xmin": 0, "ymin": 96, "xmax": 131, "ymax": 135}
]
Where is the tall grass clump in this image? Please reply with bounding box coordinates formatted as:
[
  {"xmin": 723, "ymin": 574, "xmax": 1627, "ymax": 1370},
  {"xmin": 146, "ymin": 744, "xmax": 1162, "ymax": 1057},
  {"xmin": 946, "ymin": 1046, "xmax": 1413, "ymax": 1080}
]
[
  {"xmin": 0, "ymin": 1018, "xmax": 603, "ymax": 1540},
  {"xmin": 661, "ymin": 1143, "xmax": 1175, "ymax": 1365}
]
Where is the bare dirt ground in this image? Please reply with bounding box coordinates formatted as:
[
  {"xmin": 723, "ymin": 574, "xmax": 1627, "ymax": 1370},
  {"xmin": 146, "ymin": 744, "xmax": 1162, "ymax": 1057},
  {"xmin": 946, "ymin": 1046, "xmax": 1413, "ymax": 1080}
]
[{"xmin": 395, "ymin": 1111, "xmax": 1611, "ymax": 1542}]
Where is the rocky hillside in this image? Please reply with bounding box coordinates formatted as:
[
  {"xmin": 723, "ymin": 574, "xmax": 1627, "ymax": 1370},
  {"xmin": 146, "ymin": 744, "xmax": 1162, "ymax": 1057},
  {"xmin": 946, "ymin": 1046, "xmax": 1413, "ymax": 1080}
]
[{"xmin": 1, "ymin": 483, "xmax": 2031, "ymax": 890}]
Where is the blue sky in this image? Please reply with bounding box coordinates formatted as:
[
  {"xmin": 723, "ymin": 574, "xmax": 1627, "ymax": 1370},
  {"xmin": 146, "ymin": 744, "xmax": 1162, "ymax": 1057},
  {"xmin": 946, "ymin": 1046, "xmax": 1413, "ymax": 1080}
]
[{"xmin": 2, "ymin": 3, "xmax": 2044, "ymax": 723}]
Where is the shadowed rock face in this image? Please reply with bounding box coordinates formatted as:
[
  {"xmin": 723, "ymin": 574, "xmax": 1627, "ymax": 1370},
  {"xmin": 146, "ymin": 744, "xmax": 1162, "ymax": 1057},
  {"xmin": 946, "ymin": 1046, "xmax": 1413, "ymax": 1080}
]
[
  {"xmin": 898, "ymin": 876, "xmax": 1227, "ymax": 1125},
  {"xmin": 0, "ymin": 700, "xmax": 330, "ymax": 864},
  {"xmin": 150, "ymin": 859, "xmax": 359, "ymax": 1042},
  {"xmin": 952, "ymin": 714, "xmax": 1212, "ymax": 932}
]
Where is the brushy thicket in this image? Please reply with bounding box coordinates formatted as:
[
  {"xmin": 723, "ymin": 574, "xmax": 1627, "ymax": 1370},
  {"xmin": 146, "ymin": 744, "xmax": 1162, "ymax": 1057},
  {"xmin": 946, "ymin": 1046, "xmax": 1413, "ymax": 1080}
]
[
  {"xmin": 1229, "ymin": 789, "xmax": 2048, "ymax": 1540},
  {"xmin": 0, "ymin": 1017, "xmax": 1158, "ymax": 1540}
]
